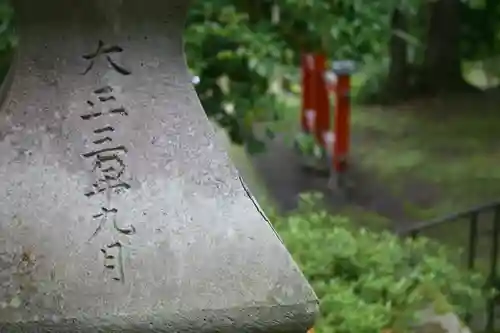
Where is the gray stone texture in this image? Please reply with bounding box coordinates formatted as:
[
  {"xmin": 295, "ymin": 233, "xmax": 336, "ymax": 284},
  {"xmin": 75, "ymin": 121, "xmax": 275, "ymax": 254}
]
[{"xmin": 0, "ymin": 0, "xmax": 318, "ymax": 331}]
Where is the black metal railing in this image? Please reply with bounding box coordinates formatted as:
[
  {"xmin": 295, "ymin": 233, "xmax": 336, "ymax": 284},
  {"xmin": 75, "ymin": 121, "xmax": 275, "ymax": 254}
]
[{"xmin": 395, "ymin": 200, "xmax": 500, "ymax": 332}]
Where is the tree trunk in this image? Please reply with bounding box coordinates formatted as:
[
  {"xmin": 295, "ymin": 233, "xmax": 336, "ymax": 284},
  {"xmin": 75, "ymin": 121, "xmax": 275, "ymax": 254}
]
[
  {"xmin": 384, "ymin": 8, "xmax": 409, "ymax": 102},
  {"xmin": 420, "ymin": 0, "xmax": 470, "ymax": 94}
]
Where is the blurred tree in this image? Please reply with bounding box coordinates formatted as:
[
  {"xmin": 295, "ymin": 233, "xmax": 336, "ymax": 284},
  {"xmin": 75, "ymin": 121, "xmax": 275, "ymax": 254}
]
[{"xmin": 417, "ymin": 0, "xmax": 472, "ymax": 94}]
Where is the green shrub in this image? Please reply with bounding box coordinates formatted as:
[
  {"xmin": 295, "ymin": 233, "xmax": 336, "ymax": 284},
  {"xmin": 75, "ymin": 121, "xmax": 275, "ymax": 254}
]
[
  {"xmin": 353, "ymin": 59, "xmax": 389, "ymax": 104},
  {"xmin": 294, "ymin": 132, "xmax": 326, "ymax": 160},
  {"xmin": 272, "ymin": 192, "xmax": 491, "ymax": 333}
]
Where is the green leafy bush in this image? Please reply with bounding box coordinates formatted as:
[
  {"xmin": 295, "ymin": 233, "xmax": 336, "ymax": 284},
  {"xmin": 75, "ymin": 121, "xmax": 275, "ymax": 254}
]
[
  {"xmin": 294, "ymin": 132, "xmax": 326, "ymax": 160},
  {"xmin": 354, "ymin": 58, "xmax": 390, "ymax": 104},
  {"xmin": 272, "ymin": 192, "xmax": 490, "ymax": 333}
]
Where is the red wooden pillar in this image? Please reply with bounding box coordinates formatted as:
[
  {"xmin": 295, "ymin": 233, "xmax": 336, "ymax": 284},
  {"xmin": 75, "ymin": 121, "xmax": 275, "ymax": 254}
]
[
  {"xmin": 331, "ymin": 60, "xmax": 356, "ymax": 173},
  {"xmin": 333, "ymin": 74, "xmax": 350, "ymax": 172},
  {"xmin": 300, "ymin": 53, "xmax": 330, "ymax": 146},
  {"xmin": 313, "ymin": 54, "xmax": 330, "ymax": 147}
]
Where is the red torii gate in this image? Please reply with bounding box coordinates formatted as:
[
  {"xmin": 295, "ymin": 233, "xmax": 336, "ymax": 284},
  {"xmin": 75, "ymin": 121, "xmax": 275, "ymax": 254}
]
[{"xmin": 300, "ymin": 54, "xmax": 356, "ymax": 180}]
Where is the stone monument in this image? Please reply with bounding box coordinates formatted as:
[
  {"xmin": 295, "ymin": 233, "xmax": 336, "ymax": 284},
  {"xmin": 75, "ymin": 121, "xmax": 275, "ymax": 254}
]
[{"xmin": 0, "ymin": 0, "xmax": 318, "ymax": 331}]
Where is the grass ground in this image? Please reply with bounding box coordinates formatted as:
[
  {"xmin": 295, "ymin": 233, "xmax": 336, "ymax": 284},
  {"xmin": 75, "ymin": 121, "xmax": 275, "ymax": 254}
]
[{"xmin": 351, "ymin": 99, "xmax": 500, "ymax": 219}]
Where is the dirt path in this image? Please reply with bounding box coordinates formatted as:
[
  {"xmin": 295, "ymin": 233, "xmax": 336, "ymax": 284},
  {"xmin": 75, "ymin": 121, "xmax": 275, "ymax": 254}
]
[{"xmin": 250, "ymin": 133, "xmax": 415, "ymax": 228}]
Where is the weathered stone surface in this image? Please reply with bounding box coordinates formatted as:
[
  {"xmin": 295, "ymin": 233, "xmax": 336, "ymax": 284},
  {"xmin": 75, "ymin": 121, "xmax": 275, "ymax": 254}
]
[
  {"xmin": 0, "ymin": 0, "xmax": 318, "ymax": 331},
  {"xmin": 415, "ymin": 307, "xmax": 472, "ymax": 333}
]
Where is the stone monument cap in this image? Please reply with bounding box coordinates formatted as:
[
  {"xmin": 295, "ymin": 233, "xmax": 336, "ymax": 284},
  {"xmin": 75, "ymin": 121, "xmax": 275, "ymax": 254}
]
[{"xmin": 0, "ymin": 0, "xmax": 318, "ymax": 331}]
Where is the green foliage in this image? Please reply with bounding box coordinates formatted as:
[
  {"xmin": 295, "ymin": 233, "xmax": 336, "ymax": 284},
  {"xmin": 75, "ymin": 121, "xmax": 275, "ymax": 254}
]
[
  {"xmin": 273, "ymin": 192, "xmax": 491, "ymax": 333},
  {"xmin": 0, "ymin": 1, "xmax": 16, "ymax": 83},
  {"xmin": 461, "ymin": 0, "xmax": 500, "ymax": 61},
  {"xmin": 0, "ymin": 0, "xmax": 16, "ymax": 52},
  {"xmin": 184, "ymin": 0, "xmax": 422, "ymax": 150},
  {"xmin": 353, "ymin": 58, "xmax": 390, "ymax": 103},
  {"xmin": 185, "ymin": 1, "xmax": 291, "ymax": 152},
  {"xmin": 294, "ymin": 132, "xmax": 326, "ymax": 160}
]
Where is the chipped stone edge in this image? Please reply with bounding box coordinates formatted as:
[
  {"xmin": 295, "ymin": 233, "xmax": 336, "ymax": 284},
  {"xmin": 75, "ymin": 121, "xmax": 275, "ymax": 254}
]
[{"xmin": 0, "ymin": 301, "xmax": 318, "ymax": 332}]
